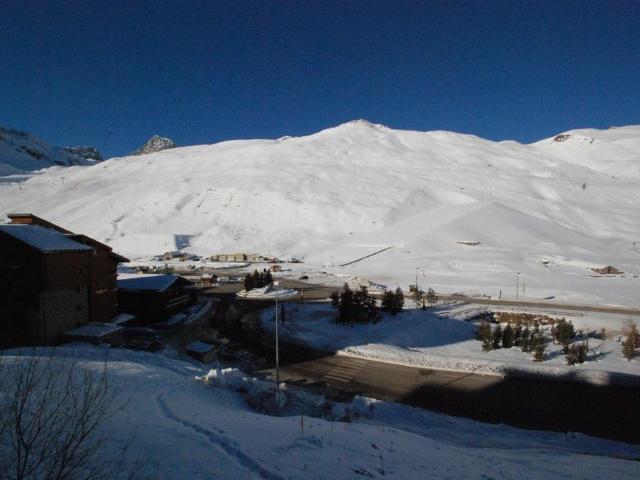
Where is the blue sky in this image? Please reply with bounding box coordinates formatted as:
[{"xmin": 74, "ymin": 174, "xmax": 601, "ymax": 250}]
[{"xmin": 1, "ymin": 0, "xmax": 638, "ymax": 157}]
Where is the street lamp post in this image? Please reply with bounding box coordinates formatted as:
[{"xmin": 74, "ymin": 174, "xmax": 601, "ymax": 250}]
[
  {"xmin": 516, "ymin": 272, "xmax": 520, "ymax": 301},
  {"xmin": 274, "ymin": 282, "xmax": 280, "ymax": 416}
]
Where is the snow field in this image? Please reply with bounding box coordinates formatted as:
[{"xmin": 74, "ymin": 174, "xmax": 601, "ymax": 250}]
[
  {"xmin": 2, "ymin": 345, "xmax": 638, "ymax": 479},
  {"xmin": 1, "ymin": 121, "xmax": 638, "ymax": 307}
]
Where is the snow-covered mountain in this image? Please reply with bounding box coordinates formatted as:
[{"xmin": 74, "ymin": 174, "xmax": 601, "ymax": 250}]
[
  {"xmin": 1, "ymin": 120, "xmax": 638, "ymax": 305},
  {"xmin": 0, "ymin": 127, "xmax": 100, "ymax": 176},
  {"xmin": 131, "ymin": 135, "xmax": 176, "ymax": 155}
]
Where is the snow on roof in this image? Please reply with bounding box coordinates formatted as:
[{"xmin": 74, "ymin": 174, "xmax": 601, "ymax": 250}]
[
  {"xmin": 65, "ymin": 322, "xmax": 123, "ymax": 338},
  {"xmin": 110, "ymin": 313, "xmax": 136, "ymax": 325},
  {"xmin": 185, "ymin": 341, "xmax": 216, "ymax": 354},
  {"xmin": 0, "ymin": 224, "xmax": 93, "ymax": 253},
  {"xmin": 117, "ymin": 273, "xmax": 187, "ymax": 292}
]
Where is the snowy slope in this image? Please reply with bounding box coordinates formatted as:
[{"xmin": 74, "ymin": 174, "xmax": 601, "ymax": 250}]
[
  {"xmin": 3, "ymin": 346, "xmax": 637, "ymax": 479},
  {"xmin": 0, "ymin": 120, "xmax": 639, "ymax": 305},
  {"xmin": 0, "ymin": 126, "xmax": 99, "ymax": 175}
]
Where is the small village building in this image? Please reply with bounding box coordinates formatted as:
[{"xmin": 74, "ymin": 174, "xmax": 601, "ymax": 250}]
[
  {"xmin": 185, "ymin": 341, "xmax": 217, "ymax": 363},
  {"xmin": 162, "ymin": 251, "xmax": 180, "ymax": 261},
  {"xmin": 64, "ymin": 322, "xmax": 124, "ymax": 346},
  {"xmin": 117, "ymin": 274, "xmax": 195, "ymax": 323},
  {"xmin": 270, "ymin": 264, "xmax": 282, "ymax": 272}
]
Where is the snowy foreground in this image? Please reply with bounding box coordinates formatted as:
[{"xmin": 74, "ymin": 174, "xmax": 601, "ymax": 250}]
[
  {"xmin": 2, "ymin": 346, "xmax": 638, "ymax": 479},
  {"xmin": 261, "ymin": 303, "xmax": 640, "ymax": 385},
  {"xmin": 1, "ymin": 121, "xmax": 639, "ymax": 307}
]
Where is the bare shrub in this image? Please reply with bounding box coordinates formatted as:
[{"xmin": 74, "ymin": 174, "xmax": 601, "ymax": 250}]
[{"xmin": 0, "ymin": 349, "xmax": 145, "ymax": 480}]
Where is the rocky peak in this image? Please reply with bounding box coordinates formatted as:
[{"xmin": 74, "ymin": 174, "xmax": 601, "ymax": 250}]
[
  {"xmin": 64, "ymin": 145, "xmax": 103, "ymax": 161},
  {"xmin": 132, "ymin": 135, "xmax": 176, "ymax": 156}
]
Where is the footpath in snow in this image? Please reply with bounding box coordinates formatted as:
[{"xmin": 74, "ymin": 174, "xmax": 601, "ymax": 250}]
[{"xmin": 1, "ymin": 345, "xmax": 638, "ymax": 479}]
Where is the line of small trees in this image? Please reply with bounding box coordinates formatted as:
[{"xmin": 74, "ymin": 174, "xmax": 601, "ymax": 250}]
[
  {"xmin": 330, "ymin": 284, "xmax": 381, "ymax": 325},
  {"xmin": 243, "ymin": 269, "xmax": 273, "ymax": 290},
  {"xmin": 330, "ymin": 284, "xmax": 407, "ymax": 325},
  {"xmin": 476, "ymin": 317, "xmax": 637, "ymax": 365},
  {"xmin": 476, "ymin": 322, "xmax": 548, "ymax": 361},
  {"xmin": 381, "ymin": 287, "xmax": 404, "ymax": 315}
]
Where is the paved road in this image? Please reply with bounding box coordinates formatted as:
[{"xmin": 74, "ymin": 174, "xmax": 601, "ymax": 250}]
[
  {"xmin": 199, "ymin": 276, "xmax": 640, "ymax": 317},
  {"xmin": 259, "ymin": 354, "xmax": 640, "ymax": 444},
  {"xmin": 439, "ymin": 294, "xmax": 640, "ymax": 316}
]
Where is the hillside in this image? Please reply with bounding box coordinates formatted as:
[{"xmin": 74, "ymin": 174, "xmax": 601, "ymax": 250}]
[
  {"xmin": 0, "ymin": 126, "xmax": 100, "ymax": 176},
  {"xmin": 1, "ymin": 120, "xmax": 638, "ymax": 305}
]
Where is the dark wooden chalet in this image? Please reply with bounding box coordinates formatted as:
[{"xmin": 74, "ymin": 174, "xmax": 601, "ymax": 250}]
[
  {"xmin": 0, "ymin": 224, "xmax": 93, "ymax": 346},
  {"xmin": 7, "ymin": 214, "xmax": 129, "ymax": 323},
  {"xmin": 117, "ymin": 274, "xmax": 195, "ymax": 323},
  {"xmin": 0, "ymin": 214, "xmax": 129, "ymax": 347}
]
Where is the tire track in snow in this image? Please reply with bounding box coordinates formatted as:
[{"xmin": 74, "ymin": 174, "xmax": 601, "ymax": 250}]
[{"xmin": 157, "ymin": 393, "xmax": 285, "ymax": 480}]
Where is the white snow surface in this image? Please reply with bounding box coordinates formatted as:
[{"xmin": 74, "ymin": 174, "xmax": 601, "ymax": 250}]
[
  {"xmin": 261, "ymin": 303, "xmax": 640, "ymax": 385},
  {"xmin": 1, "ymin": 121, "xmax": 639, "ymax": 306},
  {"xmin": 1, "ymin": 345, "xmax": 638, "ymax": 479}
]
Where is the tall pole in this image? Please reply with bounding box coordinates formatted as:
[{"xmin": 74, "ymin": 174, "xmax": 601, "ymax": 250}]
[
  {"xmin": 275, "ymin": 290, "xmax": 280, "ymax": 416},
  {"xmin": 516, "ymin": 272, "xmax": 520, "ymax": 301}
]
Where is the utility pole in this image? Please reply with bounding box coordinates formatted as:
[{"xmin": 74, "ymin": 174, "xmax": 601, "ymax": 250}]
[
  {"xmin": 274, "ymin": 282, "xmax": 280, "ymax": 416},
  {"xmin": 516, "ymin": 272, "xmax": 520, "ymax": 301}
]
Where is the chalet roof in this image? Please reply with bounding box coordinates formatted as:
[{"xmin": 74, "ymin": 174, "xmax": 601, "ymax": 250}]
[
  {"xmin": 0, "ymin": 224, "xmax": 93, "ymax": 253},
  {"xmin": 66, "ymin": 234, "xmax": 129, "ymax": 263},
  {"xmin": 7, "ymin": 213, "xmax": 73, "ymax": 233},
  {"xmin": 65, "ymin": 322, "xmax": 123, "ymax": 338},
  {"xmin": 185, "ymin": 341, "xmax": 216, "ymax": 354},
  {"xmin": 7, "ymin": 213, "xmax": 129, "ymax": 263},
  {"xmin": 117, "ymin": 274, "xmax": 192, "ymax": 292}
]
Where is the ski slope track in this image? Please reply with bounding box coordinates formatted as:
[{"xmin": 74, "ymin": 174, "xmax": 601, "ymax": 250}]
[{"xmin": 1, "ymin": 120, "xmax": 639, "ymax": 306}]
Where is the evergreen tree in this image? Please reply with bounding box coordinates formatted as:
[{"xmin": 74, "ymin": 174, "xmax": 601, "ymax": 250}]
[
  {"xmin": 565, "ymin": 342, "xmax": 588, "ymax": 365},
  {"xmin": 381, "ymin": 290, "xmax": 395, "ymax": 313},
  {"xmin": 478, "ymin": 322, "xmax": 492, "ymax": 351},
  {"xmin": 425, "ymin": 288, "xmax": 437, "ymax": 306},
  {"xmin": 492, "ymin": 324, "xmax": 503, "ymax": 349},
  {"xmin": 502, "ymin": 324, "xmax": 514, "ymax": 348},
  {"xmin": 513, "ymin": 325, "xmax": 523, "ymax": 346},
  {"xmin": 338, "ymin": 284, "xmax": 354, "ymax": 325},
  {"xmin": 521, "ymin": 327, "xmax": 531, "ymax": 352},
  {"xmin": 392, "ymin": 287, "xmax": 404, "ymax": 314},
  {"xmin": 243, "ymin": 273, "xmax": 255, "ymax": 291},
  {"xmin": 553, "ymin": 318, "xmax": 575, "ymax": 353},
  {"xmin": 330, "ymin": 291, "xmax": 340, "ymax": 308},
  {"xmin": 252, "ymin": 269, "xmax": 261, "ymax": 287},
  {"xmin": 531, "ymin": 332, "xmax": 547, "ymax": 362},
  {"xmin": 264, "ymin": 269, "xmax": 273, "ymax": 285},
  {"xmin": 622, "ymin": 323, "xmax": 638, "ymax": 360}
]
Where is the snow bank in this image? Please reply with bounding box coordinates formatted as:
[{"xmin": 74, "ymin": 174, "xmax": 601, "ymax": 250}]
[{"xmin": 261, "ymin": 303, "xmax": 640, "ymax": 385}]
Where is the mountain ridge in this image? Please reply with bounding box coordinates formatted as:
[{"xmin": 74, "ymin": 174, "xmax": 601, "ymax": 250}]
[{"xmin": 1, "ymin": 120, "xmax": 638, "ymax": 306}]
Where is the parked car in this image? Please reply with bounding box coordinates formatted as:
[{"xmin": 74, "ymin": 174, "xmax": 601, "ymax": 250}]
[{"xmin": 299, "ymin": 275, "xmax": 309, "ymax": 280}]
